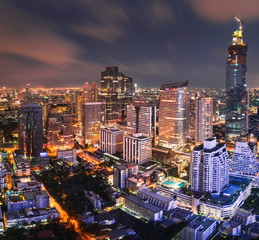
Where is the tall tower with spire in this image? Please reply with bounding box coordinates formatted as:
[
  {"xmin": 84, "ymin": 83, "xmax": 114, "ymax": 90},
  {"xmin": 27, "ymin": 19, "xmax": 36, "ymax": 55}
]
[{"xmin": 225, "ymin": 18, "xmax": 248, "ymax": 142}]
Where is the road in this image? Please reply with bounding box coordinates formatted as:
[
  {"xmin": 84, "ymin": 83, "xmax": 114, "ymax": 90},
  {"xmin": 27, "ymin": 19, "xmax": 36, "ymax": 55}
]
[{"xmin": 43, "ymin": 186, "xmax": 93, "ymax": 240}]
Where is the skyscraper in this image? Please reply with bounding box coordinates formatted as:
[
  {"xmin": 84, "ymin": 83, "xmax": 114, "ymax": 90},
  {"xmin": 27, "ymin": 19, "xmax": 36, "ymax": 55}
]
[
  {"xmin": 47, "ymin": 103, "xmax": 74, "ymax": 150},
  {"xmin": 188, "ymin": 98, "xmax": 196, "ymax": 141},
  {"xmin": 190, "ymin": 138, "xmax": 229, "ymax": 193},
  {"xmin": 158, "ymin": 81, "xmax": 189, "ymax": 149},
  {"xmin": 225, "ymin": 18, "xmax": 248, "ymax": 142},
  {"xmin": 101, "ymin": 66, "xmax": 133, "ymax": 122},
  {"xmin": 127, "ymin": 103, "xmax": 156, "ymax": 144},
  {"xmin": 82, "ymin": 102, "xmax": 106, "ymax": 145},
  {"xmin": 79, "ymin": 82, "xmax": 99, "ymax": 124},
  {"xmin": 195, "ymin": 97, "xmax": 214, "ymax": 144},
  {"xmin": 18, "ymin": 103, "xmax": 43, "ymax": 159}
]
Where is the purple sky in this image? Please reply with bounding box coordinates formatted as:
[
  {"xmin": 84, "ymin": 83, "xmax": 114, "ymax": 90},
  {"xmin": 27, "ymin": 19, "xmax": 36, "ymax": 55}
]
[{"xmin": 1, "ymin": 0, "xmax": 259, "ymax": 88}]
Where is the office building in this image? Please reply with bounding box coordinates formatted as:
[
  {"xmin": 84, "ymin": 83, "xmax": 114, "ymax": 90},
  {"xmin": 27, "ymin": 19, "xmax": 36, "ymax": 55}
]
[
  {"xmin": 101, "ymin": 66, "xmax": 133, "ymax": 122},
  {"xmin": 81, "ymin": 82, "xmax": 98, "ymax": 104},
  {"xmin": 47, "ymin": 103, "xmax": 74, "ymax": 150},
  {"xmin": 225, "ymin": 18, "xmax": 248, "ymax": 142},
  {"xmin": 189, "ymin": 98, "xmax": 196, "ymax": 140},
  {"xmin": 190, "ymin": 138, "xmax": 229, "ymax": 193},
  {"xmin": 195, "ymin": 97, "xmax": 214, "ymax": 144},
  {"xmin": 158, "ymin": 81, "xmax": 189, "ymax": 149},
  {"xmin": 100, "ymin": 127, "xmax": 123, "ymax": 154},
  {"xmin": 181, "ymin": 217, "xmax": 217, "ymax": 240},
  {"xmin": 123, "ymin": 133, "xmax": 152, "ymax": 165},
  {"xmin": 79, "ymin": 82, "xmax": 99, "ymax": 124},
  {"xmin": 127, "ymin": 103, "xmax": 156, "ymax": 144},
  {"xmin": 113, "ymin": 163, "xmax": 138, "ymax": 189},
  {"xmin": 18, "ymin": 103, "xmax": 43, "ymax": 159},
  {"xmin": 82, "ymin": 102, "xmax": 106, "ymax": 145},
  {"xmin": 230, "ymin": 141, "xmax": 259, "ymax": 180},
  {"xmin": 75, "ymin": 91, "xmax": 82, "ymax": 121}
]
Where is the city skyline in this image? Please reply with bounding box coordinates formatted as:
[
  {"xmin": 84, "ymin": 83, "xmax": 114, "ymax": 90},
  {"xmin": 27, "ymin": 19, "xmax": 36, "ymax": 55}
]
[{"xmin": 1, "ymin": 1, "xmax": 259, "ymax": 88}]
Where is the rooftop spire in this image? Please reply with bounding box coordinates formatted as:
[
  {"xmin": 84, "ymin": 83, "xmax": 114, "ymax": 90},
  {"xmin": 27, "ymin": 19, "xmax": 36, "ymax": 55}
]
[
  {"xmin": 235, "ymin": 17, "xmax": 243, "ymax": 31},
  {"xmin": 232, "ymin": 17, "xmax": 244, "ymax": 45}
]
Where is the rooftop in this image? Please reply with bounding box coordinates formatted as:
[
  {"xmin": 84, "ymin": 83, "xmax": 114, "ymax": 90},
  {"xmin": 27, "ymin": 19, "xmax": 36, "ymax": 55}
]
[
  {"xmin": 160, "ymin": 80, "xmax": 188, "ymax": 90},
  {"xmin": 188, "ymin": 217, "xmax": 216, "ymax": 232},
  {"xmin": 138, "ymin": 188, "xmax": 172, "ymax": 203},
  {"xmin": 124, "ymin": 194, "xmax": 163, "ymax": 213}
]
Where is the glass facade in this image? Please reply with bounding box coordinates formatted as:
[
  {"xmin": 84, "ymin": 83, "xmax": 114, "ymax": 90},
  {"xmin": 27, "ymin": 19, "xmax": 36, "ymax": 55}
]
[
  {"xmin": 18, "ymin": 103, "xmax": 43, "ymax": 159},
  {"xmin": 101, "ymin": 66, "xmax": 133, "ymax": 122},
  {"xmin": 225, "ymin": 24, "xmax": 248, "ymax": 142},
  {"xmin": 158, "ymin": 81, "xmax": 189, "ymax": 149},
  {"xmin": 82, "ymin": 102, "xmax": 106, "ymax": 145}
]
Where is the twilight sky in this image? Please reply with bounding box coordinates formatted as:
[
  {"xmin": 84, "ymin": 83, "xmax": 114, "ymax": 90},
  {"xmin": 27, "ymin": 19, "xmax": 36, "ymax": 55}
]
[{"xmin": 1, "ymin": 0, "xmax": 259, "ymax": 88}]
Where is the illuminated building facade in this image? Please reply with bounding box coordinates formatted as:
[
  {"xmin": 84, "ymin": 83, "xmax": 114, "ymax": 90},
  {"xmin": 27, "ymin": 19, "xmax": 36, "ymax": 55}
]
[
  {"xmin": 113, "ymin": 163, "xmax": 138, "ymax": 189},
  {"xmin": 158, "ymin": 81, "xmax": 189, "ymax": 149},
  {"xmin": 82, "ymin": 102, "xmax": 106, "ymax": 145},
  {"xmin": 188, "ymin": 99, "xmax": 196, "ymax": 141},
  {"xmin": 18, "ymin": 104, "xmax": 43, "ymax": 159},
  {"xmin": 190, "ymin": 138, "xmax": 229, "ymax": 193},
  {"xmin": 47, "ymin": 103, "xmax": 74, "ymax": 150},
  {"xmin": 123, "ymin": 133, "xmax": 152, "ymax": 165},
  {"xmin": 195, "ymin": 97, "xmax": 214, "ymax": 144},
  {"xmin": 230, "ymin": 141, "xmax": 259, "ymax": 182},
  {"xmin": 101, "ymin": 66, "xmax": 133, "ymax": 122},
  {"xmin": 75, "ymin": 91, "xmax": 82, "ymax": 121},
  {"xmin": 100, "ymin": 127, "xmax": 123, "ymax": 154},
  {"xmin": 79, "ymin": 82, "xmax": 99, "ymax": 124},
  {"xmin": 127, "ymin": 103, "xmax": 156, "ymax": 144},
  {"xmin": 226, "ymin": 18, "xmax": 248, "ymax": 142}
]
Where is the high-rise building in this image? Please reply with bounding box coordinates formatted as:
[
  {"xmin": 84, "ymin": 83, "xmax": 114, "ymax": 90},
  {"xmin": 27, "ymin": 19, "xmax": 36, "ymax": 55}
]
[
  {"xmin": 123, "ymin": 133, "xmax": 152, "ymax": 165},
  {"xmin": 101, "ymin": 66, "xmax": 133, "ymax": 122},
  {"xmin": 47, "ymin": 103, "xmax": 74, "ymax": 150},
  {"xmin": 190, "ymin": 138, "xmax": 229, "ymax": 193},
  {"xmin": 230, "ymin": 141, "xmax": 259, "ymax": 180},
  {"xmin": 81, "ymin": 82, "xmax": 98, "ymax": 103},
  {"xmin": 82, "ymin": 102, "xmax": 106, "ymax": 145},
  {"xmin": 18, "ymin": 104, "xmax": 43, "ymax": 159},
  {"xmin": 158, "ymin": 81, "xmax": 189, "ymax": 149},
  {"xmin": 226, "ymin": 18, "xmax": 248, "ymax": 142},
  {"xmin": 75, "ymin": 91, "xmax": 82, "ymax": 121},
  {"xmin": 195, "ymin": 97, "xmax": 214, "ymax": 144},
  {"xmin": 188, "ymin": 98, "xmax": 196, "ymax": 141},
  {"xmin": 127, "ymin": 103, "xmax": 156, "ymax": 144},
  {"xmin": 79, "ymin": 82, "xmax": 99, "ymax": 124},
  {"xmin": 90, "ymin": 82, "xmax": 98, "ymax": 102},
  {"xmin": 100, "ymin": 127, "xmax": 123, "ymax": 154}
]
